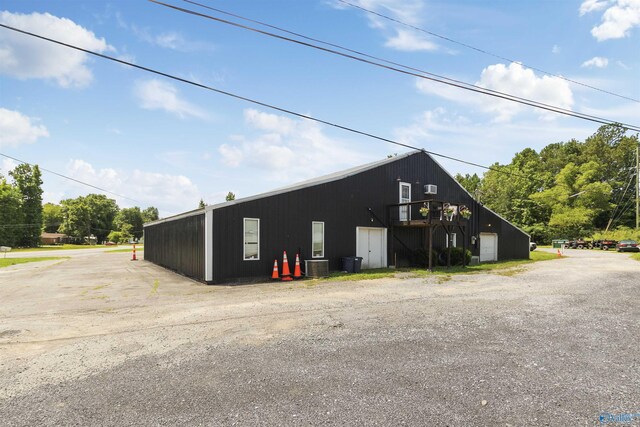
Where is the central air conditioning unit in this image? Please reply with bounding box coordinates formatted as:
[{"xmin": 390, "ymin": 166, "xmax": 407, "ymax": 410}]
[{"xmin": 424, "ymin": 184, "xmax": 438, "ymax": 195}]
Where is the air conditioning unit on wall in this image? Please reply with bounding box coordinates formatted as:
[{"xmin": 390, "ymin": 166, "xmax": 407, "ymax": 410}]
[{"xmin": 424, "ymin": 184, "xmax": 437, "ymax": 195}]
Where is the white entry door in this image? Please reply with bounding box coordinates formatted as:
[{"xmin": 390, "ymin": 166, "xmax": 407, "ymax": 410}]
[
  {"xmin": 356, "ymin": 227, "xmax": 387, "ymax": 269},
  {"xmin": 399, "ymin": 182, "xmax": 411, "ymax": 221},
  {"xmin": 479, "ymin": 233, "xmax": 498, "ymax": 262}
]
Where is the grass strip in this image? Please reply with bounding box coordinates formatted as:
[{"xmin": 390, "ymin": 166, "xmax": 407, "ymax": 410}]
[
  {"xmin": 12, "ymin": 244, "xmax": 105, "ymax": 252},
  {"xmin": 107, "ymin": 247, "xmax": 144, "ymax": 253},
  {"xmin": 0, "ymin": 257, "xmax": 66, "ymax": 268},
  {"xmin": 321, "ymin": 250, "xmax": 559, "ymax": 282}
]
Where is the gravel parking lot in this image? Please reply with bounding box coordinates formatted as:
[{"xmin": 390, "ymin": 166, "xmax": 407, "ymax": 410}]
[{"xmin": 0, "ymin": 249, "xmax": 638, "ymax": 426}]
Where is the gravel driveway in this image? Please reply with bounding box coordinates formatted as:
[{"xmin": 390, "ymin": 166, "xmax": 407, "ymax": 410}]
[{"xmin": 0, "ymin": 249, "xmax": 638, "ymax": 426}]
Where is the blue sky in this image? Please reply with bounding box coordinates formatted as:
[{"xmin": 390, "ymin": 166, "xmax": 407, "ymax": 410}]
[{"xmin": 1, "ymin": 0, "xmax": 638, "ymax": 216}]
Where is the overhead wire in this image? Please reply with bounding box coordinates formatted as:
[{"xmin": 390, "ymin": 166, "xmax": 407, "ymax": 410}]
[
  {"xmin": 180, "ymin": 0, "xmax": 629, "ymax": 129},
  {"xmin": 0, "ymin": 23, "xmax": 544, "ymax": 181},
  {"xmin": 0, "ymin": 152, "xmax": 144, "ymax": 204},
  {"xmin": 150, "ymin": 0, "xmax": 640, "ymax": 131},
  {"xmin": 337, "ymin": 0, "xmax": 640, "ymax": 104}
]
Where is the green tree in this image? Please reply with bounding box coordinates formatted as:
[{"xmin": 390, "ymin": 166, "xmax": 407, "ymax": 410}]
[
  {"xmin": 42, "ymin": 203, "xmax": 63, "ymax": 233},
  {"xmin": 198, "ymin": 198, "xmax": 206, "ymax": 208},
  {"xmin": 142, "ymin": 206, "xmax": 159, "ymax": 223},
  {"xmin": 57, "ymin": 194, "xmax": 118, "ymax": 242},
  {"xmin": 114, "ymin": 207, "xmax": 144, "ymax": 240},
  {"xmin": 0, "ymin": 176, "xmax": 24, "ymax": 247},
  {"xmin": 531, "ymin": 161, "xmax": 612, "ymax": 238},
  {"xmin": 59, "ymin": 198, "xmax": 91, "ymax": 240},
  {"xmin": 225, "ymin": 192, "xmax": 236, "ymax": 201},
  {"xmin": 84, "ymin": 194, "xmax": 118, "ymax": 242},
  {"xmin": 9, "ymin": 164, "xmax": 43, "ymax": 247},
  {"xmin": 454, "ymin": 173, "xmax": 481, "ymax": 198}
]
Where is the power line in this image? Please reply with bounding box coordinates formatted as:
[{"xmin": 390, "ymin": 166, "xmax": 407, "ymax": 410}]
[
  {"xmin": 337, "ymin": 0, "xmax": 640, "ymax": 104},
  {"xmin": 180, "ymin": 0, "xmax": 628, "ymax": 129},
  {"xmin": 0, "ymin": 152, "xmax": 143, "ymax": 204},
  {"xmin": 0, "ymin": 23, "xmax": 545, "ymax": 182},
  {"xmin": 152, "ymin": 0, "xmax": 640, "ymax": 131}
]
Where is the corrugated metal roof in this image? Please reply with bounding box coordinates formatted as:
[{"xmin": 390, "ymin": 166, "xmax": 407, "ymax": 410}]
[
  {"xmin": 204, "ymin": 151, "xmax": 419, "ymax": 213},
  {"xmin": 144, "ymin": 151, "xmax": 418, "ymax": 227}
]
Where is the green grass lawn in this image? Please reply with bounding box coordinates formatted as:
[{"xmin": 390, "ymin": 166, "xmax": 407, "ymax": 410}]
[
  {"xmin": 11, "ymin": 244, "xmax": 102, "ymax": 252},
  {"xmin": 630, "ymin": 252, "xmax": 640, "ymax": 262},
  {"xmin": 107, "ymin": 246, "xmax": 144, "ymax": 253},
  {"xmin": 0, "ymin": 257, "xmax": 66, "ymax": 268},
  {"xmin": 321, "ymin": 250, "xmax": 559, "ymax": 282},
  {"xmin": 11, "ymin": 244, "xmax": 140, "ymax": 253}
]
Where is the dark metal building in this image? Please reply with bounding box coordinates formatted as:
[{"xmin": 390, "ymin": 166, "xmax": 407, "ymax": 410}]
[{"xmin": 144, "ymin": 151, "xmax": 530, "ymax": 284}]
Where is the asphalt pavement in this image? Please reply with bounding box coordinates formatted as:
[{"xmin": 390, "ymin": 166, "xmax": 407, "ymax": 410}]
[{"xmin": 0, "ymin": 248, "xmax": 638, "ymax": 426}]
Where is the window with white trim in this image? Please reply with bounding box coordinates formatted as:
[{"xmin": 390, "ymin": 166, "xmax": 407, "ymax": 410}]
[
  {"xmin": 243, "ymin": 218, "xmax": 260, "ymax": 260},
  {"xmin": 312, "ymin": 221, "xmax": 324, "ymax": 258},
  {"xmin": 445, "ymin": 233, "xmax": 457, "ymax": 248}
]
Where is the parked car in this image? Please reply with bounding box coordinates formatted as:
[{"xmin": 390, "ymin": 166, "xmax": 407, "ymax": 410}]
[
  {"xmin": 105, "ymin": 241, "xmax": 117, "ymax": 246},
  {"xmin": 616, "ymin": 240, "xmax": 639, "ymax": 252},
  {"xmin": 529, "ymin": 242, "xmax": 537, "ymax": 251}
]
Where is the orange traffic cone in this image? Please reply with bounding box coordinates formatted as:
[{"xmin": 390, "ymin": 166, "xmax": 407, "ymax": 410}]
[
  {"xmin": 293, "ymin": 253, "xmax": 303, "ymax": 279},
  {"xmin": 271, "ymin": 259, "xmax": 279, "ymax": 280},
  {"xmin": 281, "ymin": 251, "xmax": 293, "ymax": 281},
  {"xmin": 557, "ymin": 249, "xmax": 561, "ymax": 257},
  {"xmin": 131, "ymin": 243, "xmax": 137, "ymax": 261}
]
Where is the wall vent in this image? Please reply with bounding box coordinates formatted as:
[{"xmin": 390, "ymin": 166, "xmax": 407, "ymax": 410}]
[{"xmin": 424, "ymin": 184, "xmax": 438, "ymax": 195}]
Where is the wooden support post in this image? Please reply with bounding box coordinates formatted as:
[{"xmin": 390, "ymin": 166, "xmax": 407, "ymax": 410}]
[
  {"xmin": 390, "ymin": 223, "xmax": 395, "ymax": 268},
  {"xmin": 428, "ymin": 225, "xmax": 433, "ymax": 272},
  {"xmin": 461, "ymin": 224, "xmax": 467, "ymax": 268},
  {"xmin": 446, "ymin": 225, "xmax": 452, "ymax": 268}
]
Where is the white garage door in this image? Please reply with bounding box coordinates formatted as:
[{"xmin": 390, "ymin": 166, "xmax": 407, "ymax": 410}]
[
  {"xmin": 356, "ymin": 227, "xmax": 387, "ymax": 269},
  {"xmin": 479, "ymin": 233, "xmax": 498, "ymax": 262}
]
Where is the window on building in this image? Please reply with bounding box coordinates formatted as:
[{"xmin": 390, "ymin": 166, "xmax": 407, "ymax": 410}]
[
  {"xmin": 312, "ymin": 221, "xmax": 324, "ymax": 258},
  {"xmin": 445, "ymin": 232, "xmax": 457, "ymax": 248},
  {"xmin": 243, "ymin": 218, "xmax": 259, "ymax": 260}
]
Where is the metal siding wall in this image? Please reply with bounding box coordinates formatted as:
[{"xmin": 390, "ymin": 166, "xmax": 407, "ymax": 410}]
[
  {"xmin": 211, "ymin": 152, "xmax": 514, "ymax": 283},
  {"xmin": 478, "ymin": 208, "xmax": 530, "ymax": 260},
  {"xmin": 144, "ymin": 214, "xmax": 205, "ymax": 281},
  {"xmin": 146, "ymin": 152, "xmax": 529, "ymax": 284}
]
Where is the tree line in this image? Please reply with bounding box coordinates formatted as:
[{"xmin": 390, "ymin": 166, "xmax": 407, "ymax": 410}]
[
  {"xmin": 1, "ymin": 164, "xmax": 159, "ymax": 247},
  {"xmin": 455, "ymin": 125, "xmax": 639, "ymax": 244}
]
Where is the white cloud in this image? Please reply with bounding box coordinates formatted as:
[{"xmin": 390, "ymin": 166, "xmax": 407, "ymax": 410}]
[
  {"xmin": 129, "ymin": 24, "xmax": 214, "ymax": 52},
  {"xmin": 582, "ymin": 0, "xmax": 640, "ymax": 40},
  {"xmin": 333, "ymin": 0, "xmax": 438, "ymax": 52},
  {"xmin": 0, "ymin": 108, "xmax": 49, "ymax": 148},
  {"xmin": 416, "ymin": 63, "xmax": 574, "ymax": 122},
  {"xmin": 552, "ymin": 44, "xmax": 561, "ymax": 54},
  {"xmin": 616, "ymin": 60, "xmax": 631, "ymax": 69},
  {"xmin": 393, "ymin": 107, "xmax": 592, "ymax": 176},
  {"xmin": 218, "ymin": 109, "xmax": 373, "ymax": 182},
  {"xmin": 134, "ymin": 79, "xmax": 207, "ymax": 119},
  {"xmin": 0, "ymin": 11, "xmax": 113, "ymax": 87},
  {"xmin": 64, "ymin": 159, "xmax": 200, "ymax": 216},
  {"xmin": 384, "ymin": 29, "xmax": 438, "ymax": 51},
  {"xmin": 579, "ymin": 0, "xmax": 612, "ymax": 15},
  {"xmin": 581, "ymin": 56, "xmax": 609, "ymax": 68},
  {"xmin": 0, "ymin": 157, "xmax": 19, "ymax": 178}
]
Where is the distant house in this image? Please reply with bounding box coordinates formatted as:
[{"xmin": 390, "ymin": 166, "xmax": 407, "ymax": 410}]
[
  {"xmin": 144, "ymin": 151, "xmax": 530, "ymax": 284},
  {"xmin": 40, "ymin": 232, "xmax": 67, "ymax": 245}
]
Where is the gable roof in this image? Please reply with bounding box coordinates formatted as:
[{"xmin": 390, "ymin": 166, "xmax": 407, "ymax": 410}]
[
  {"xmin": 144, "ymin": 149, "xmax": 528, "ymax": 238},
  {"xmin": 145, "ymin": 151, "xmax": 418, "ymax": 226}
]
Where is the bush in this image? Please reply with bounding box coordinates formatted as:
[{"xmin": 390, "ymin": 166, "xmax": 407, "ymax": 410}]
[
  {"xmin": 107, "ymin": 230, "xmax": 132, "ymax": 244},
  {"xmin": 438, "ymin": 247, "xmax": 472, "ymax": 266},
  {"xmin": 413, "ymin": 248, "xmax": 439, "ymax": 268}
]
